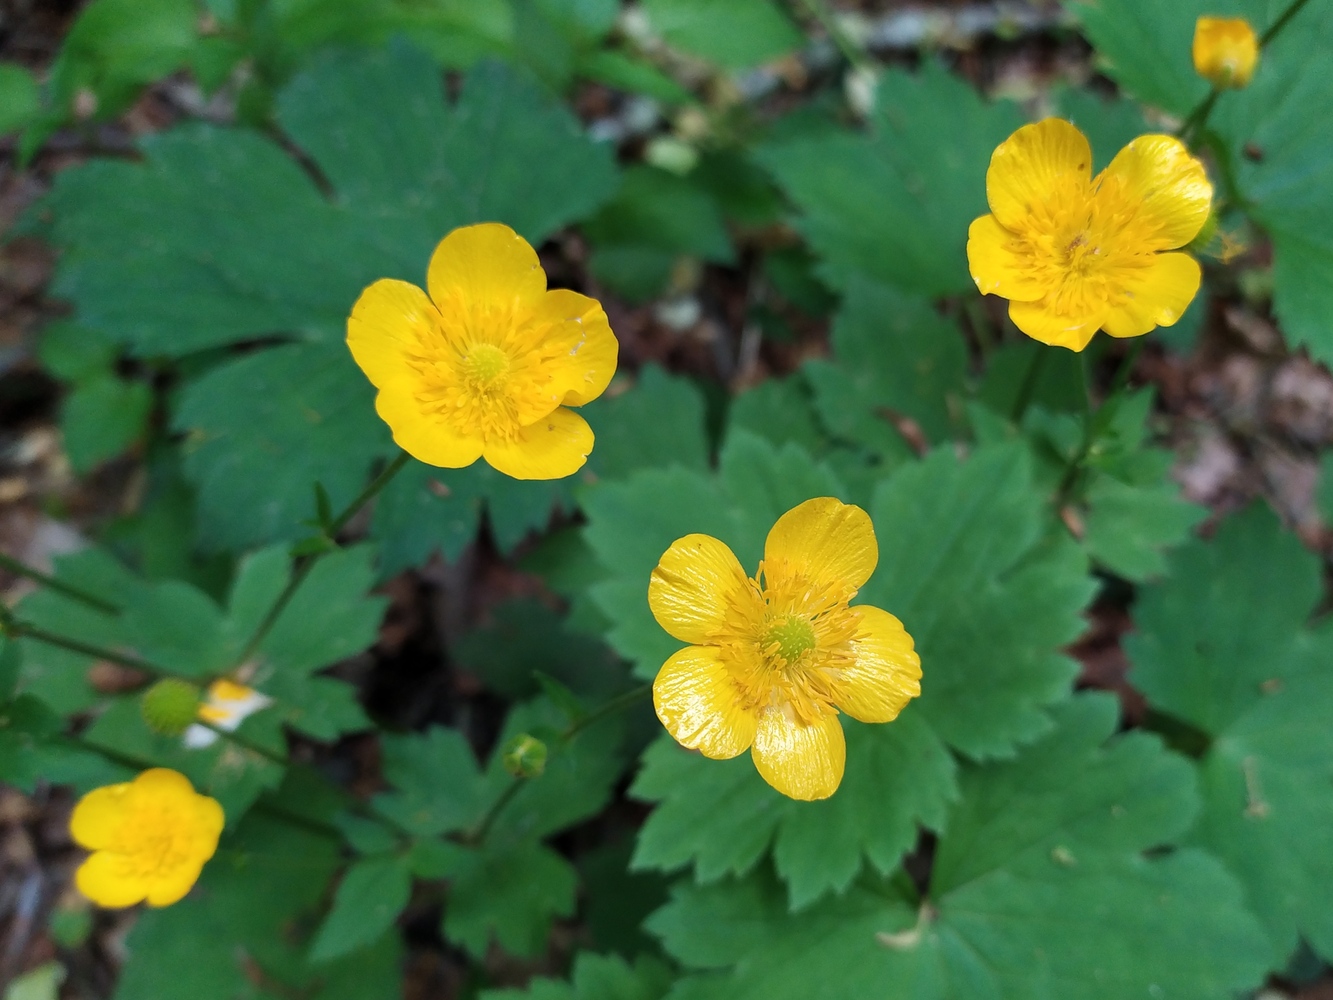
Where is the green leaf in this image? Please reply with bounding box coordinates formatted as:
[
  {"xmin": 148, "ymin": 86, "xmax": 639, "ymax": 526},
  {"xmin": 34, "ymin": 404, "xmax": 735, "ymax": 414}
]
[
  {"xmin": 310, "ymin": 854, "xmax": 413, "ymax": 963},
  {"xmin": 632, "ymin": 709, "xmax": 956, "ymax": 910},
  {"xmin": 62, "ymin": 374, "xmax": 153, "ymax": 473},
  {"xmin": 584, "ymin": 365, "xmax": 711, "ymax": 480},
  {"xmin": 758, "ymin": 63, "xmax": 1023, "ymax": 296},
  {"xmin": 373, "ymin": 726, "xmax": 486, "ymax": 837},
  {"xmin": 641, "ymin": 0, "xmax": 802, "ymax": 69},
  {"xmin": 0, "ymin": 694, "xmax": 128, "ymax": 794},
  {"xmin": 650, "ymin": 695, "xmax": 1270, "ymax": 1000},
  {"xmin": 1128, "ymin": 503, "xmax": 1333, "ymax": 962},
  {"xmin": 860, "ymin": 444, "xmax": 1095, "ymax": 757},
  {"xmin": 0, "ymin": 63, "xmax": 40, "ymax": 137},
  {"xmin": 803, "ymin": 278, "xmax": 967, "ymax": 456},
  {"xmin": 482, "ymin": 953, "xmax": 675, "ymax": 1000},
  {"xmin": 1052, "ymin": 88, "xmax": 1150, "ymax": 171},
  {"xmin": 44, "ymin": 46, "xmax": 618, "ymax": 554},
  {"xmin": 441, "ymin": 840, "xmax": 578, "ymax": 958},
  {"xmin": 727, "ymin": 376, "xmax": 825, "ymax": 456},
  {"xmin": 578, "ymin": 838, "xmax": 671, "ymax": 957},
  {"xmin": 113, "ymin": 812, "xmax": 401, "ymax": 1000},
  {"xmin": 1211, "ymin": 1, "xmax": 1333, "ymax": 365},
  {"xmin": 1082, "ymin": 469, "xmax": 1205, "ymax": 581}
]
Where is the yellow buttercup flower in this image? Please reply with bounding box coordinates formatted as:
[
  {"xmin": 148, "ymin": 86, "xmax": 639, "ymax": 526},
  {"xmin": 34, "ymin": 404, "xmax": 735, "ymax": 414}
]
[
  {"xmin": 1193, "ymin": 17, "xmax": 1259, "ymax": 89},
  {"xmin": 648, "ymin": 498, "xmax": 921, "ymax": 801},
  {"xmin": 348, "ymin": 223, "xmax": 618, "ymax": 480},
  {"xmin": 71, "ymin": 768, "xmax": 224, "ymax": 908},
  {"xmin": 967, "ymin": 119, "xmax": 1213, "ymax": 352}
]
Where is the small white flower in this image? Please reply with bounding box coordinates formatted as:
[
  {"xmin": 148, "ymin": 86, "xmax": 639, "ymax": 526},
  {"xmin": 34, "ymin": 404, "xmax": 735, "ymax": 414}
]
[{"xmin": 183, "ymin": 679, "xmax": 273, "ymax": 749}]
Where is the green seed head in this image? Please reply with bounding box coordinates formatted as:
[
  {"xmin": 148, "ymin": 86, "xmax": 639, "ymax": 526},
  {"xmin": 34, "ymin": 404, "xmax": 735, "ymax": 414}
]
[
  {"xmin": 140, "ymin": 678, "xmax": 201, "ymax": 737},
  {"xmin": 764, "ymin": 617, "xmax": 817, "ymax": 664}
]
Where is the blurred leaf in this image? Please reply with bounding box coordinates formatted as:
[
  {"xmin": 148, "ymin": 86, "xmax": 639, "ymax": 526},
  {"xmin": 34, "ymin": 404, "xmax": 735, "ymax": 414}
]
[
  {"xmin": 482, "ymin": 953, "xmax": 675, "ymax": 1000},
  {"xmin": 61, "ymin": 376, "xmax": 153, "ymax": 473},
  {"xmin": 440, "ymin": 840, "xmax": 578, "ymax": 958},
  {"xmin": 803, "ymin": 279, "xmax": 968, "ymax": 456},
  {"xmin": 113, "ymin": 813, "xmax": 401, "ymax": 1000},
  {"xmin": 632, "ymin": 710, "xmax": 956, "ymax": 909},
  {"xmin": 1129, "ymin": 503, "xmax": 1333, "ymax": 962},
  {"xmin": 578, "ymin": 838, "xmax": 670, "ymax": 957},
  {"xmin": 1053, "ymin": 88, "xmax": 1151, "ymax": 171},
  {"xmin": 759, "ymin": 63, "xmax": 1023, "ymax": 296},
  {"xmin": 578, "ymin": 49, "xmax": 694, "ymax": 104},
  {"xmin": 0, "ymin": 63, "xmax": 40, "ymax": 137},
  {"xmin": 642, "ymin": 0, "xmax": 802, "ymax": 69},
  {"xmin": 583, "ymin": 365, "xmax": 711, "ymax": 480},
  {"xmin": 310, "ymin": 854, "xmax": 413, "ymax": 962},
  {"xmin": 650, "ymin": 696, "xmax": 1270, "ymax": 1000},
  {"xmin": 373, "ymin": 726, "xmax": 486, "ymax": 837},
  {"xmin": 0, "ymin": 694, "xmax": 128, "ymax": 794},
  {"xmin": 51, "ymin": 0, "xmax": 197, "ymax": 119},
  {"xmin": 1082, "ymin": 467, "xmax": 1205, "ymax": 581},
  {"xmin": 728, "ymin": 376, "xmax": 825, "ymax": 455},
  {"xmin": 44, "ymin": 46, "xmax": 618, "ymax": 556}
]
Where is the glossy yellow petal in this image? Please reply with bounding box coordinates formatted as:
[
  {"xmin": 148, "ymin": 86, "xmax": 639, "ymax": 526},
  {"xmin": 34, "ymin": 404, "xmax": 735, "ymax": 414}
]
[
  {"xmin": 374, "ymin": 390, "xmax": 486, "ymax": 470},
  {"xmin": 133, "ymin": 767, "xmax": 197, "ymax": 798},
  {"xmin": 146, "ymin": 863, "xmax": 205, "ymax": 907},
  {"xmin": 649, "ymin": 533, "xmax": 752, "ymax": 645},
  {"xmin": 751, "ymin": 708, "xmax": 846, "ymax": 801},
  {"xmin": 1101, "ymin": 252, "xmax": 1202, "ymax": 339},
  {"xmin": 1008, "ymin": 298, "xmax": 1102, "ymax": 353},
  {"xmin": 1194, "ymin": 17, "xmax": 1259, "ymax": 88},
  {"xmin": 528, "ymin": 289, "xmax": 619, "ymax": 407},
  {"xmin": 967, "ymin": 214, "xmax": 1046, "ymax": 302},
  {"xmin": 70, "ymin": 783, "xmax": 129, "ymax": 850},
  {"xmin": 986, "ymin": 118, "xmax": 1093, "ymax": 231},
  {"xmin": 1098, "ymin": 135, "xmax": 1213, "ymax": 250},
  {"xmin": 764, "ymin": 497, "xmax": 877, "ymax": 593},
  {"xmin": 75, "ymin": 852, "xmax": 147, "ymax": 908},
  {"xmin": 347, "ymin": 278, "xmax": 447, "ymax": 390},
  {"xmin": 836, "ymin": 606, "xmax": 922, "ymax": 724},
  {"xmin": 482, "ymin": 406, "xmax": 592, "ymax": 480},
  {"xmin": 427, "ymin": 222, "xmax": 546, "ymax": 322},
  {"xmin": 653, "ymin": 645, "xmax": 758, "ymax": 759}
]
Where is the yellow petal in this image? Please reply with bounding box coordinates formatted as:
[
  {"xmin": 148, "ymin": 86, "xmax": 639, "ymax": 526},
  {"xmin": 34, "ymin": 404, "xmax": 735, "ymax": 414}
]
[
  {"xmin": 1008, "ymin": 298, "xmax": 1102, "ymax": 352},
  {"xmin": 836, "ymin": 606, "xmax": 922, "ymax": 724},
  {"xmin": 131, "ymin": 767, "xmax": 197, "ymax": 799},
  {"xmin": 1101, "ymin": 252, "xmax": 1202, "ymax": 339},
  {"xmin": 1098, "ymin": 135, "xmax": 1213, "ymax": 250},
  {"xmin": 146, "ymin": 863, "xmax": 206, "ymax": 907},
  {"xmin": 764, "ymin": 497, "xmax": 877, "ymax": 594},
  {"xmin": 653, "ymin": 645, "xmax": 758, "ymax": 759},
  {"xmin": 75, "ymin": 852, "xmax": 147, "ymax": 908},
  {"xmin": 528, "ymin": 289, "xmax": 619, "ymax": 408},
  {"xmin": 375, "ymin": 388, "xmax": 486, "ymax": 470},
  {"xmin": 482, "ymin": 406, "xmax": 592, "ymax": 480},
  {"xmin": 70, "ymin": 783, "xmax": 130, "ymax": 850},
  {"xmin": 191, "ymin": 793, "xmax": 227, "ymax": 846},
  {"xmin": 751, "ymin": 708, "xmax": 846, "ymax": 801},
  {"xmin": 426, "ymin": 222, "xmax": 546, "ymax": 323},
  {"xmin": 986, "ymin": 119, "xmax": 1093, "ymax": 231},
  {"xmin": 347, "ymin": 278, "xmax": 447, "ymax": 390},
  {"xmin": 649, "ymin": 533, "xmax": 752, "ymax": 645},
  {"xmin": 967, "ymin": 214, "xmax": 1046, "ymax": 302}
]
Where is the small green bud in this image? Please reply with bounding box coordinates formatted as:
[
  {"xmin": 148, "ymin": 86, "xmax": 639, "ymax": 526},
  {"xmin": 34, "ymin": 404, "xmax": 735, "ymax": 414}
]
[
  {"xmin": 140, "ymin": 678, "xmax": 201, "ymax": 737},
  {"xmin": 502, "ymin": 733, "xmax": 548, "ymax": 779}
]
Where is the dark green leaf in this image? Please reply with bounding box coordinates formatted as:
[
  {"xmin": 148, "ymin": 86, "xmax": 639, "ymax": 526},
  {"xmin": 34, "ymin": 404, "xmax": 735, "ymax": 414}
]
[
  {"xmin": 441, "ymin": 840, "xmax": 578, "ymax": 958},
  {"xmin": 482, "ymin": 953, "xmax": 675, "ymax": 1000},
  {"xmin": 641, "ymin": 0, "xmax": 802, "ymax": 69},
  {"xmin": 310, "ymin": 854, "xmax": 413, "ymax": 963}
]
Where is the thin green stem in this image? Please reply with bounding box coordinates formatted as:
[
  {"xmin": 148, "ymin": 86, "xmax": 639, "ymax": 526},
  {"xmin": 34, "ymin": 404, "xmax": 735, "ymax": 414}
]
[
  {"xmin": 0, "ymin": 553, "xmax": 119, "ymax": 614},
  {"xmin": 797, "ymin": 0, "xmax": 873, "ymax": 71},
  {"xmin": 1055, "ymin": 341, "xmax": 1144, "ymax": 504},
  {"xmin": 463, "ymin": 684, "xmax": 652, "ymax": 844},
  {"xmin": 1260, "ymin": 0, "xmax": 1313, "ymax": 46},
  {"xmin": 237, "ymin": 451, "xmax": 411, "ymax": 664},
  {"xmin": 0, "ymin": 609, "xmax": 189, "ymax": 681},
  {"xmin": 1010, "ymin": 349, "xmax": 1048, "ymax": 423}
]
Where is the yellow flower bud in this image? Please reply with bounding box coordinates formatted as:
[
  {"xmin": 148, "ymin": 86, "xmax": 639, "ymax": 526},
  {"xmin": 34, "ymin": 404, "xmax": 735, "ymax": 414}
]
[{"xmin": 1193, "ymin": 17, "xmax": 1259, "ymax": 89}]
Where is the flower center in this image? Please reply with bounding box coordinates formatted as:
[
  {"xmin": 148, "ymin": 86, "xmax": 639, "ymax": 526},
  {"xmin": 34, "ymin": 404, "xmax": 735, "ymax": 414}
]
[
  {"xmin": 763, "ymin": 616, "xmax": 817, "ymax": 664},
  {"xmin": 462, "ymin": 343, "xmax": 511, "ymax": 390}
]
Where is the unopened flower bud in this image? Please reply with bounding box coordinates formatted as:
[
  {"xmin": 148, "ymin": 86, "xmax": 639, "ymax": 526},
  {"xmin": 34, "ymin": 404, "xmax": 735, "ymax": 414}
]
[
  {"xmin": 140, "ymin": 679, "xmax": 201, "ymax": 737},
  {"xmin": 1193, "ymin": 17, "xmax": 1259, "ymax": 89},
  {"xmin": 502, "ymin": 733, "xmax": 548, "ymax": 779}
]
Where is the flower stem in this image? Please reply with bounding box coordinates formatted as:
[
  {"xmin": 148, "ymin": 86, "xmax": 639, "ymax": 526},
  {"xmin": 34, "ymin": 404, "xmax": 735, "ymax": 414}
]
[
  {"xmin": 1010, "ymin": 349, "xmax": 1048, "ymax": 422},
  {"xmin": 1260, "ymin": 0, "xmax": 1313, "ymax": 46},
  {"xmin": 0, "ymin": 607, "xmax": 190, "ymax": 681},
  {"xmin": 236, "ymin": 451, "xmax": 411, "ymax": 665},
  {"xmin": 1054, "ymin": 341, "xmax": 1145, "ymax": 505},
  {"xmin": 0, "ymin": 553, "xmax": 120, "ymax": 615}
]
